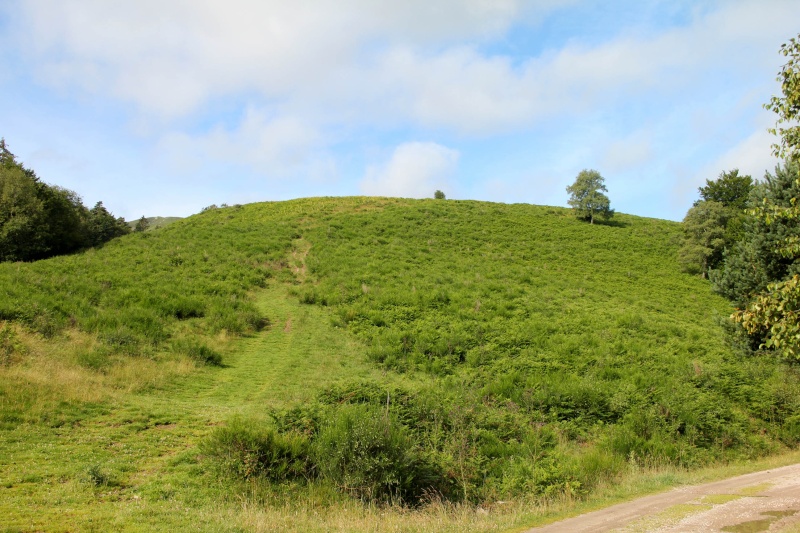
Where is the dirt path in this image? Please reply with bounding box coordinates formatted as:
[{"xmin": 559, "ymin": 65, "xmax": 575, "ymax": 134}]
[{"xmin": 525, "ymin": 463, "xmax": 800, "ymax": 532}]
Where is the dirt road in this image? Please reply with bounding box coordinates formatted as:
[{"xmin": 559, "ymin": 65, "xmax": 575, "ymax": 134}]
[{"xmin": 525, "ymin": 463, "xmax": 800, "ymax": 532}]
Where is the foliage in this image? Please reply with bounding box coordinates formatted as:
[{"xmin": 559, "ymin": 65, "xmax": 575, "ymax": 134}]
[
  {"xmin": 4, "ymin": 195, "xmax": 800, "ymax": 521},
  {"xmin": 314, "ymin": 403, "xmax": 442, "ymax": 504},
  {"xmin": 86, "ymin": 202, "xmax": 130, "ymax": 245},
  {"xmin": 697, "ymin": 169, "xmax": 755, "ymax": 246},
  {"xmin": 765, "ymin": 33, "xmax": 800, "ymax": 162},
  {"xmin": 678, "ymin": 200, "xmax": 730, "ymax": 277},
  {"xmin": 712, "ymin": 163, "xmax": 800, "ymax": 307},
  {"xmin": 0, "ymin": 139, "xmax": 130, "ymax": 261},
  {"xmin": 734, "ymin": 275, "xmax": 800, "ymax": 360},
  {"xmin": 202, "ymin": 417, "xmax": 314, "ymax": 481},
  {"xmin": 0, "ymin": 160, "xmax": 47, "ymax": 261},
  {"xmin": 434, "ymin": 190, "xmax": 446, "ymax": 200},
  {"xmin": 134, "ymin": 215, "xmax": 150, "ymax": 233},
  {"xmin": 697, "ymin": 169, "xmax": 754, "ymax": 211},
  {"xmin": 0, "ymin": 201, "xmax": 294, "ymax": 355},
  {"xmin": 565, "ymin": 169, "xmax": 614, "ymax": 224},
  {"xmin": 286, "ymin": 196, "xmax": 795, "ymax": 494},
  {"xmin": 728, "ymin": 36, "xmax": 800, "ymax": 360}
]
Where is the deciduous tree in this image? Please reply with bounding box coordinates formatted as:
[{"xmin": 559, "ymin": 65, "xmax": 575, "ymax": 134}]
[
  {"xmin": 698, "ymin": 169, "xmax": 754, "ymax": 211},
  {"xmin": 0, "ymin": 138, "xmax": 129, "ymax": 261},
  {"xmin": 565, "ymin": 169, "xmax": 613, "ymax": 224},
  {"xmin": 678, "ymin": 200, "xmax": 729, "ymax": 278},
  {"xmin": 730, "ymin": 34, "xmax": 800, "ymax": 360},
  {"xmin": 765, "ymin": 34, "xmax": 800, "ymax": 162}
]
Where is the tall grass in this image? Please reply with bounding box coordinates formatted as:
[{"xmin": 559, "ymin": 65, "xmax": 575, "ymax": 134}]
[{"xmin": 0, "ymin": 203, "xmax": 298, "ymax": 357}]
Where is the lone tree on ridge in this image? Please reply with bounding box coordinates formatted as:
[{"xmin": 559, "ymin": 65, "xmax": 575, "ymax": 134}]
[{"xmin": 566, "ymin": 169, "xmax": 614, "ymax": 224}]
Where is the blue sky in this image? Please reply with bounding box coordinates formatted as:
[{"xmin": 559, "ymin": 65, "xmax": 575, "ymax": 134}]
[{"xmin": 1, "ymin": 1, "xmax": 797, "ymax": 221}]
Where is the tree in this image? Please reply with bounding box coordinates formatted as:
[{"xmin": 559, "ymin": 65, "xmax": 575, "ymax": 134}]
[
  {"xmin": 728, "ymin": 34, "xmax": 800, "ymax": 360},
  {"xmin": 765, "ymin": 34, "xmax": 800, "ymax": 162},
  {"xmin": 434, "ymin": 190, "xmax": 446, "ymax": 200},
  {"xmin": 0, "ymin": 162, "xmax": 46, "ymax": 261},
  {"xmin": 87, "ymin": 202, "xmax": 130, "ymax": 245},
  {"xmin": 41, "ymin": 185, "xmax": 90, "ymax": 256},
  {"xmin": 134, "ymin": 216, "xmax": 150, "ymax": 233},
  {"xmin": 730, "ymin": 165, "xmax": 800, "ymax": 361},
  {"xmin": 682, "ymin": 169, "xmax": 756, "ymax": 269},
  {"xmin": 697, "ymin": 169, "xmax": 754, "ymax": 211},
  {"xmin": 566, "ymin": 169, "xmax": 613, "ymax": 224},
  {"xmin": 712, "ymin": 163, "xmax": 800, "ymax": 306},
  {"xmin": 678, "ymin": 201, "xmax": 730, "ymax": 278},
  {"xmin": 0, "ymin": 138, "xmax": 129, "ymax": 261}
]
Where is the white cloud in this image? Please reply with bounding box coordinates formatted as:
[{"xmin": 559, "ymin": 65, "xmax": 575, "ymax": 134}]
[
  {"xmin": 360, "ymin": 142, "xmax": 459, "ymax": 198},
  {"xmin": 157, "ymin": 108, "xmax": 322, "ymax": 176},
  {"xmin": 698, "ymin": 127, "xmax": 781, "ymax": 184},
  {"xmin": 9, "ymin": 0, "xmax": 800, "ymax": 137},
  {"xmin": 13, "ymin": 0, "xmax": 541, "ymax": 119},
  {"xmin": 602, "ymin": 130, "xmax": 654, "ymax": 173},
  {"xmin": 672, "ymin": 112, "xmax": 781, "ymax": 210}
]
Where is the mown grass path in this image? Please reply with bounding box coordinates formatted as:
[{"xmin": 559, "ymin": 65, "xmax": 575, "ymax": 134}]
[
  {"xmin": 160, "ymin": 283, "xmax": 373, "ymax": 413},
  {"xmin": 0, "ymin": 284, "xmax": 376, "ymax": 532}
]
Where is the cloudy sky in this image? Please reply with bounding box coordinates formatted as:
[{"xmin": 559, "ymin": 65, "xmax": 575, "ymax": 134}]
[{"xmin": 1, "ymin": 1, "xmax": 797, "ymax": 221}]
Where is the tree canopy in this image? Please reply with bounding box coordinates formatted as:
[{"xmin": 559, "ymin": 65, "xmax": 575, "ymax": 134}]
[
  {"xmin": 134, "ymin": 215, "xmax": 150, "ymax": 233},
  {"xmin": 0, "ymin": 138, "xmax": 130, "ymax": 262},
  {"xmin": 565, "ymin": 169, "xmax": 613, "ymax": 224},
  {"xmin": 731, "ymin": 163, "xmax": 800, "ymax": 360},
  {"xmin": 724, "ymin": 34, "xmax": 800, "ymax": 361},
  {"xmin": 678, "ymin": 200, "xmax": 730, "ymax": 278},
  {"xmin": 697, "ymin": 169, "xmax": 754, "ymax": 211},
  {"xmin": 765, "ymin": 34, "xmax": 800, "ymax": 162}
]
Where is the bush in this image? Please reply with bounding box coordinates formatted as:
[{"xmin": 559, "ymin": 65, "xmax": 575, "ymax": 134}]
[
  {"xmin": 202, "ymin": 417, "xmax": 314, "ymax": 481},
  {"xmin": 172, "ymin": 339, "xmax": 222, "ymax": 366},
  {"xmin": 314, "ymin": 404, "xmax": 442, "ymax": 504}
]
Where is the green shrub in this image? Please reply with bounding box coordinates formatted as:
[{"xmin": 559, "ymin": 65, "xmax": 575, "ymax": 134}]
[
  {"xmin": 314, "ymin": 404, "xmax": 443, "ymax": 504},
  {"xmin": 172, "ymin": 339, "xmax": 222, "ymax": 366},
  {"xmin": 202, "ymin": 417, "xmax": 314, "ymax": 481},
  {"xmin": 269, "ymin": 404, "xmax": 324, "ymax": 437}
]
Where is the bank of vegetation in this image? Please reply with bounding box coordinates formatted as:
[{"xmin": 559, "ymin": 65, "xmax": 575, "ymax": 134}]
[
  {"xmin": 3, "ymin": 31, "xmax": 800, "ymax": 533},
  {"xmin": 2, "ymin": 194, "xmax": 800, "ymax": 529}
]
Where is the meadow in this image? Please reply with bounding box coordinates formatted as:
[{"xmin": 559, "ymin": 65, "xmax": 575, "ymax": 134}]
[{"xmin": 1, "ymin": 197, "xmax": 799, "ymax": 531}]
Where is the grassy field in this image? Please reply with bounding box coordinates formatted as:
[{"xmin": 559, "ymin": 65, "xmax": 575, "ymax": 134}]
[{"xmin": 1, "ymin": 197, "xmax": 799, "ymax": 531}]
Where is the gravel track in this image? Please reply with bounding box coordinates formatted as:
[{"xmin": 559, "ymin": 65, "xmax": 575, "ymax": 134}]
[{"xmin": 525, "ymin": 463, "xmax": 800, "ymax": 533}]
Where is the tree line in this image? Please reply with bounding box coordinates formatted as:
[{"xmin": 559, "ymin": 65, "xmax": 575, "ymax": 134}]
[
  {"xmin": 0, "ymin": 139, "xmax": 130, "ymax": 262},
  {"xmin": 679, "ymin": 34, "xmax": 800, "ymax": 360}
]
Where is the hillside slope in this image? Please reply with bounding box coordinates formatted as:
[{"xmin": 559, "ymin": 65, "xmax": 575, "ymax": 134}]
[{"xmin": 1, "ymin": 197, "xmax": 799, "ymax": 531}]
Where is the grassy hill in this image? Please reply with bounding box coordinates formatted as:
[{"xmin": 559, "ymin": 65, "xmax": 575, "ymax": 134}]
[
  {"xmin": 126, "ymin": 216, "xmax": 183, "ymax": 231},
  {"xmin": 1, "ymin": 197, "xmax": 799, "ymax": 532}
]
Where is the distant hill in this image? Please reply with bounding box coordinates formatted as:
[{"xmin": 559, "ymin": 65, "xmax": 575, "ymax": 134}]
[
  {"xmin": 126, "ymin": 215, "xmax": 182, "ymax": 231},
  {"xmin": 1, "ymin": 197, "xmax": 798, "ymax": 529}
]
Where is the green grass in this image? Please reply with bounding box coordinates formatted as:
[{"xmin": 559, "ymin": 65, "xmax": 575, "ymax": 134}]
[
  {"xmin": 0, "ymin": 285, "xmax": 385, "ymax": 531},
  {"xmin": 1, "ymin": 197, "xmax": 800, "ymax": 531},
  {"xmin": 126, "ymin": 216, "xmax": 183, "ymax": 231}
]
